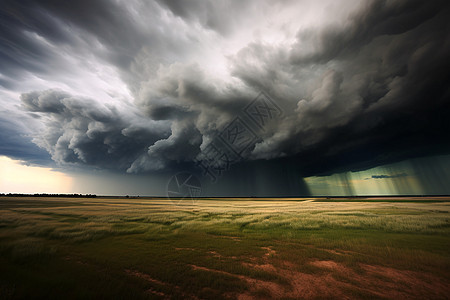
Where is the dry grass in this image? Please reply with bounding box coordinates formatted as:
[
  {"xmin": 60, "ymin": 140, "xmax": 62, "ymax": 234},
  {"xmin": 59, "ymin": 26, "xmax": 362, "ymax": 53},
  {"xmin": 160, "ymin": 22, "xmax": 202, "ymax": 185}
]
[{"xmin": 0, "ymin": 196, "xmax": 449, "ymax": 299}]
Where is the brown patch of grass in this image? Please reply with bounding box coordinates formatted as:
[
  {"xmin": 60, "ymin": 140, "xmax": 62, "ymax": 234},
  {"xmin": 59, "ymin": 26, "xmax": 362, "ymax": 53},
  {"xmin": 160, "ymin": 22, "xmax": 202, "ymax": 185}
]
[
  {"xmin": 125, "ymin": 269, "xmax": 196, "ymax": 299},
  {"xmin": 190, "ymin": 264, "xmax": 285, "ymax": 299},
  {"xmin": 309, "ymin": 260, "xmax": 342, "ymax": 270},
  {"xmin": 125, "ymin": 269, "xmax": 168, "ymax": 287},
  {"xmin": 239, "ymin": 257, "xmax": 450, "ymax": 299},
  {"xmin": 261, "ymin": 246, "xmax": 276, "ymax": 257},
  {"xmin": 360, "ymin": 264, "xmax": 450, "ymax": 298}
]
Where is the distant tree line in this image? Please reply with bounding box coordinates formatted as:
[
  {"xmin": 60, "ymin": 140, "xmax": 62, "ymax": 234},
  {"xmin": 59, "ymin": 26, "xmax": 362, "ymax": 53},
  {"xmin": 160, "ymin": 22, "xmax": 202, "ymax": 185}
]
[{"xmin": 0, "ymin": 193, "xmax": 97, "ymax": 198}]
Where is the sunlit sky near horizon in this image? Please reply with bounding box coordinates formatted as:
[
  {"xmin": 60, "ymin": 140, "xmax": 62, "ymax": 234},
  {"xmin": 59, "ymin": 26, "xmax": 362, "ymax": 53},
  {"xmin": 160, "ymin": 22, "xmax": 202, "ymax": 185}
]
[
  {"xmin": 0, "ymin": 156, "xmax": 72, "ymax": 194},
  {"xmin": 2, "ymin": 154, "xmax": 450, "ymax": 196},
  {"xmin": 0, "ymin": 0, "xmax": 449, "ymax": 196}
]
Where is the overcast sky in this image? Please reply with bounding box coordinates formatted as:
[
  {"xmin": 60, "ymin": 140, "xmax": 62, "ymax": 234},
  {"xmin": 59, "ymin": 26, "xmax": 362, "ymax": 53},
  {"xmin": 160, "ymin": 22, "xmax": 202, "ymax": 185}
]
[{"xmin": 1, "ymin": 0, "xmax": 449, "ymax": 196}]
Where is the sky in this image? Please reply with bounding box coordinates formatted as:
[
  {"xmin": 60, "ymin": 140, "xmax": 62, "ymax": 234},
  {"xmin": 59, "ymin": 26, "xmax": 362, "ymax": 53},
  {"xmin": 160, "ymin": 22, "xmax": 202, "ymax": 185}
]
[{"xmin": 0, "ymin": 0, "xmax": 449, "ymax": 196}]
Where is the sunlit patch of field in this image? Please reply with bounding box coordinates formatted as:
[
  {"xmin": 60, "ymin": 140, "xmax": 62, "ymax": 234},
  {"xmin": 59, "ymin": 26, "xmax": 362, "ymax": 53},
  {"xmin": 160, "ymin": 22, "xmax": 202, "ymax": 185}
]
[{"xmin": 0, "ymin": 197, "xmax": 449, "ymax": 299}]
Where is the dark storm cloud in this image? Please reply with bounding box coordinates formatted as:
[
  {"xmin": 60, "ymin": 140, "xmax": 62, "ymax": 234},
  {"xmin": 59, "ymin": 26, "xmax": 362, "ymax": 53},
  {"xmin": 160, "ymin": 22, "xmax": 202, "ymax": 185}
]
[
  {"xmin": 0, "ymin": 0, "xmax": 97, "ymax": 85},
  {"xmin": 2, "ymin": 0, "xmax": 450, "ymax": 180},
  {"xmin": 231, "ymin": 0, "xmax": 450, "ymax": 176},
  {"xmin": 127, "ymin": 62, "xmax": 257, "ymax": 172},
  {"xmin": 289, "ymin": 0, "xmax": 447, "ymax": 64},
  {"xmin": 0, "ymin": 113, "xmax": 50, "ymax": 164},
  {"xmin": 20, "ymin": 89, "xmax": 170, "ymax": 171},
  {"xmin": 26, "ymin": 0, "xmax": 153, "ymax": 72},
  {"xmin": 0, "ymin": 0, "xmax": 198, "ymax": 92},
  {"xmin": 0, "ymin": 0, "xmax": 217, "ymax": 172}
]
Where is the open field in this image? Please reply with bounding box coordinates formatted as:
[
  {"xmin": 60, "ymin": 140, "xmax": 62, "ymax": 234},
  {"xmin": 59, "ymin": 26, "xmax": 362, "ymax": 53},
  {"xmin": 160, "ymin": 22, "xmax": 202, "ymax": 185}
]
[{"xmin": 0, "ymin": 197, "xmax": 449, "ymax": 299}]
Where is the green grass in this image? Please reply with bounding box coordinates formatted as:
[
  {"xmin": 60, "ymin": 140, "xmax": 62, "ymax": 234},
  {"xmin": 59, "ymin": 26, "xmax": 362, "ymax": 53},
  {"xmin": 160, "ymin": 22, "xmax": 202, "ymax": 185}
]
[{"xmin": 0, "ymin": 197, "xmax": 449, "ymax": 299}]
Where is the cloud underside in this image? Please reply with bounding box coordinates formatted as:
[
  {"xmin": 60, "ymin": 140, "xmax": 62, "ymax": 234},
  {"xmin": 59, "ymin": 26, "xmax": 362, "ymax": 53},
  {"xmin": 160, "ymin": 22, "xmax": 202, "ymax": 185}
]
[{"xmin": 1, "ymin": 0, "xmax": 449, "ymax": 176}]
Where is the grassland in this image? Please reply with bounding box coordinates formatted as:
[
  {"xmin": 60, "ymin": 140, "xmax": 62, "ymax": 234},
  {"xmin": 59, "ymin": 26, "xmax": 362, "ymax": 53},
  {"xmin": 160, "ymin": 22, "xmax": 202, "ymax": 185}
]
[{"xmin": 0, "ymin": 196, "xmax": 449, "ymax": 299}]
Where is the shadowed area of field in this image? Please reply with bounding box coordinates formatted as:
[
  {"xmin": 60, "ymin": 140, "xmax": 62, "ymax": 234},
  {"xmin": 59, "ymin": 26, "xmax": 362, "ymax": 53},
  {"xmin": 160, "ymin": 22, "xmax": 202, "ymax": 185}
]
[{"xmin": 0, "ymin": 197, "xmax": 449, "ymax": 299}]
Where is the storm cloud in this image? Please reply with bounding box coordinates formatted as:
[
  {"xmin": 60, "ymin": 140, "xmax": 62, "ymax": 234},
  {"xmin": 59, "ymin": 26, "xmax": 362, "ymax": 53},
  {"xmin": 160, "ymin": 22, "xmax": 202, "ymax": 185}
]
[
  {"xmin": 1, "ymin": 0, "xmax": 449, "ymax": 181},
  {"xmin": 20, "ymin": 89, "xmax": 170, "ymax": 171}
]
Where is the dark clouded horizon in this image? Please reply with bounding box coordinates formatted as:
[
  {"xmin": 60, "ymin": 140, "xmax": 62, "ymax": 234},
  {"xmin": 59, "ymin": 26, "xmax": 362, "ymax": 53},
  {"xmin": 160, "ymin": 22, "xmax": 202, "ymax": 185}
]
[{"xmin": 1, "ymin": 0, "xmax": 449, "ymax": 196}]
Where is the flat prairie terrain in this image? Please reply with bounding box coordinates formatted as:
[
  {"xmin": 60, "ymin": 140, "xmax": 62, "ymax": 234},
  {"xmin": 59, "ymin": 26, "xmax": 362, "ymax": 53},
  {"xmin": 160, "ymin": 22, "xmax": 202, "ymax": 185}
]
[{"xmin": 0, "ymin": 197, "xmax": 449, "ymax": 299}]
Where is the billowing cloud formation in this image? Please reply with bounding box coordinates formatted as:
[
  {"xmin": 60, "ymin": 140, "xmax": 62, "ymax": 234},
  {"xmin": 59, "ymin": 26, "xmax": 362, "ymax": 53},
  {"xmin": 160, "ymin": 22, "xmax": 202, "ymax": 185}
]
[
  {"xmin": 20, "ymin": 89, "xmax": 170, "ymax": 171},
  {"xmin": 1, "ymin": 0, "xmax": 449, "ymax": 177}
]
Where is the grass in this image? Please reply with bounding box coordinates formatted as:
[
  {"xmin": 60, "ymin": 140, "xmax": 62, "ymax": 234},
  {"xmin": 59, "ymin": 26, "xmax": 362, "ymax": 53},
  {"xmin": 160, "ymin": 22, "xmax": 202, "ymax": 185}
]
[{"xmin": 0, "ymin": 196, "xmax": 449, "ymax": 299}]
